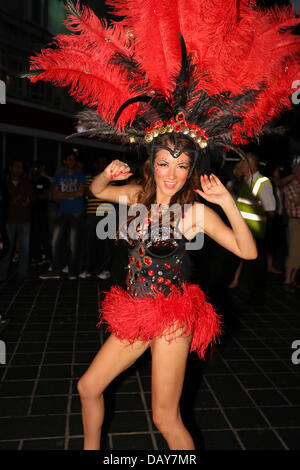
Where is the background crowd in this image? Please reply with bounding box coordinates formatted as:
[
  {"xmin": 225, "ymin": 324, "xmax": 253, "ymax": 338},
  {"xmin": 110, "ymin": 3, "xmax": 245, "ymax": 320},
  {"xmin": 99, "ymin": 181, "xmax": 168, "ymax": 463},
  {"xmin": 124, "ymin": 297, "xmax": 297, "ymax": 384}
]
[{"xmin": 0, "ymin": 149, "xmax": 299, "ymax": 318}]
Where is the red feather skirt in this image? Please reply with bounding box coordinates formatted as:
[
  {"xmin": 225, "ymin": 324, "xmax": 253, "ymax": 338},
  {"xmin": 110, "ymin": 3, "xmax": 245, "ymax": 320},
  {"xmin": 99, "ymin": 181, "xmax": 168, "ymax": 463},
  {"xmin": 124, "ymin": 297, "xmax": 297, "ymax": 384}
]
[{"xmin": 97, "ymin": 283, "xmax": 222, "ymax": 360}]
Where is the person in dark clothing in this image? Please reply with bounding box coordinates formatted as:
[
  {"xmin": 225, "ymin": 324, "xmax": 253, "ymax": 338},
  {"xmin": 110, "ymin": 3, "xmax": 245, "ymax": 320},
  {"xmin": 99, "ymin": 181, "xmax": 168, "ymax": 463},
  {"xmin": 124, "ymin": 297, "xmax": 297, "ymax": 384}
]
[
  {"xmin": 265, "ymin": 165, "xmax": 290, "ymax": 274},
  {"xmin": 30, "ymin": 162, "xmax": 51, "ymax": 264},
  {"xmin": 234, "ymin": 153, "xmax": 276, "ymax": 304},
  {"xmin": 80, "ymin": 156, "xmax": 114, "ymax": 279},
  {"xmin": 0, "ymin": 179, "xmax": 10, "ymax": 331},
  {"xmin": 0, "ymin": 179, "xmax": 10, "ymax": 260},
  {"xmin": 0, "ymin": 159, "xmax": 35, "ymax": 281}
]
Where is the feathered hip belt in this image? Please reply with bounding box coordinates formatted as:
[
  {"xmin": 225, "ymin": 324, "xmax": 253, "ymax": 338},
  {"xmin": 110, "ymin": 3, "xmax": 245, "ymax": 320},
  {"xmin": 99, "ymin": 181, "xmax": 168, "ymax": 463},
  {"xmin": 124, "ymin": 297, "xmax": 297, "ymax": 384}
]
[{"xmin": 97, "ymin": 283, "xmax": 222, "ymax": 360}]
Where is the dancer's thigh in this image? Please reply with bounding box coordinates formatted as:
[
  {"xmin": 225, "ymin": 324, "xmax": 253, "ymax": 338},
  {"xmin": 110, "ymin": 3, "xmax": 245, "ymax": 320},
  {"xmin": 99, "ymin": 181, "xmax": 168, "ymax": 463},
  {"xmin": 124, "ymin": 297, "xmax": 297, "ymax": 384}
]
[
  {"xmin": 79, "ymin": 334, "xmax": 150, "ymax": 395},
  {"xmin": 151, "ymin": 328, "xmax": 192, "ymax": 414}
]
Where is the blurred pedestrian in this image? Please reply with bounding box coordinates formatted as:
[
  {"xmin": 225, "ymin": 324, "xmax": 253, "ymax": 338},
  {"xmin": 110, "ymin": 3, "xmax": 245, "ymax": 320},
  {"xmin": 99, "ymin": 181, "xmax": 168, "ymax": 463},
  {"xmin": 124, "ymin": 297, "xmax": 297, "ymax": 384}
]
[
  {"xmin": 226, "ymin": 162, "xmax": 243, "ymax": 202},
  {"xmin": 263, "ymin": 164, "xmax": 290, "ymax": 274},
  {"xmin": 283, "ymin": 162, "xmax": 300, "ymax": 293},
  {"xmin": 39, "ymin": 160, "xmax": 53, "ymax": 185},
  {"xmin": 235, "ymin": 152, "xmax": 276, "ymax": 303},
  {"xmin": 30, "ymin": 162, "xmax": 51, "ymax": 264},
  {"xmin": 0, "ymin": 178, "xmax": 10, "ymax": 261},
  {"xmin": 0, "ymin": 159, "xmax": 35, "ymax": 281},
  {"xmin": 80, "ymin": 156, "xmax": 114, "ymax": 280},
  {"xmin": 0, "ymin": 178, "xmax": 10, "ymax": 331},
  {"xmin": 226, "ymin": 162, "xmax": 245, "ymax": 288},
  {"xmin": 39, "ymin": 152, "xmax": 86, "ymax": 280}
]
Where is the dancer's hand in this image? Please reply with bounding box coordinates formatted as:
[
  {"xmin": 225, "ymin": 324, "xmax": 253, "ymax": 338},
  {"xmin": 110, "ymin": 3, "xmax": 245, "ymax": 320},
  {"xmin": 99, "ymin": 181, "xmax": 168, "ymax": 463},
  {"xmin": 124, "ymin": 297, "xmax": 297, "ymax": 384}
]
[
  {"xmin": 103, "ymin": 160, "xmax": 133, "ymax": 181},
  {"xmin": 194, "ymin": 174, "xmax": 233, "ymax": 207}
]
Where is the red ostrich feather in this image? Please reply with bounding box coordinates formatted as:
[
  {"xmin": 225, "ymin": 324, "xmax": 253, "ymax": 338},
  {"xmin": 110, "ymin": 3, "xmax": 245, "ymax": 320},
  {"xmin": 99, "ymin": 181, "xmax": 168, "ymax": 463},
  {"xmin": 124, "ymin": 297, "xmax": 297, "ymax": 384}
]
[
  {"xmin": 27, "ymin": 0, "xmax": 300, "ymax": 144},
  {"xmin": 28, "ymin": 1, "xmax": 140, "ymax": 129}
]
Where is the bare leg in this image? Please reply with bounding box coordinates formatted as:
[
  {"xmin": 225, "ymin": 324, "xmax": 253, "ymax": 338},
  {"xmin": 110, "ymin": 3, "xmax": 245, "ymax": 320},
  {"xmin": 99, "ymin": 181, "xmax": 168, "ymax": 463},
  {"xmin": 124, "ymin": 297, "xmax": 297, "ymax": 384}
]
[
  {"xmin": 284, "ymin": 267, "xmax": 295, "ymax": 284},
  {"xmin": 151, "ymin": 329, "xmax": 195, "ymax": 450},
  {"xmin": 267, "ymin": 254, "xmax": 282, "ymax": 273},
  {"xmin": 77, "ymin": 334, "xmax": 149, "ymax": 450}
]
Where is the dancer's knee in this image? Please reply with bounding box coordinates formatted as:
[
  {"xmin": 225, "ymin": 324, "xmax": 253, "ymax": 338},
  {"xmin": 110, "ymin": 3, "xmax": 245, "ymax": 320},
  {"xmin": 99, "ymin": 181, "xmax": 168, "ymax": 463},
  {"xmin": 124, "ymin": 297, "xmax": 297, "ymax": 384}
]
[
  {"xmin": 152, "ymin": 407, "xmax": 179, "ymax": 435},
  {"xmin": 77, "ymin": 377, "xmax": 103, "ymax": 400}
]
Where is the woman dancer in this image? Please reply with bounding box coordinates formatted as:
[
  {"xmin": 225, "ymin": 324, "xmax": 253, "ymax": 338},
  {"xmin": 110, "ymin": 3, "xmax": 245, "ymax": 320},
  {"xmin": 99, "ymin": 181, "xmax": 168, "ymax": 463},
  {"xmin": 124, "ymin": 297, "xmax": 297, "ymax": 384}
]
[{"xmin": 76, "ymin": 132, "xmax": 257, "ymax": 450}]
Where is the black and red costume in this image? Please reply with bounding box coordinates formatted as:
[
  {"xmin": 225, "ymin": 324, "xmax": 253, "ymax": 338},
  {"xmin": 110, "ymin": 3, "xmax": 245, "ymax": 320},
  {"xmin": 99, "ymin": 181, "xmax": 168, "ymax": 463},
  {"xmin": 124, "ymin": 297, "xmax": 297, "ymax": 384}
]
[{"xmin": 98, "ymin": 222, "xmax": 222, "ymax": 359}]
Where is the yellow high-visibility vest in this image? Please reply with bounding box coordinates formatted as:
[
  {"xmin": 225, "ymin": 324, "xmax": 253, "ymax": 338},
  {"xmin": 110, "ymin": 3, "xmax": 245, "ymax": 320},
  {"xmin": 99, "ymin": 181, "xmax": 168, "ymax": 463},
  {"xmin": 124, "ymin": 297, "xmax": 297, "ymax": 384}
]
[{"xmin": 236, "ymin": 174, "xmax": 272, "ymax": 239}]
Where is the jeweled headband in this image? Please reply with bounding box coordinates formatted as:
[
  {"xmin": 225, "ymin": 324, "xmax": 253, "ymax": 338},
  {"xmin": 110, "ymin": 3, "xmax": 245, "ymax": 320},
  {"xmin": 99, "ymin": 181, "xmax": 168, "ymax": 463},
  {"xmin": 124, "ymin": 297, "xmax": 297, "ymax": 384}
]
[{"xmin": 145, "ymin": 112, "xmax": 208, "ymax": 150}]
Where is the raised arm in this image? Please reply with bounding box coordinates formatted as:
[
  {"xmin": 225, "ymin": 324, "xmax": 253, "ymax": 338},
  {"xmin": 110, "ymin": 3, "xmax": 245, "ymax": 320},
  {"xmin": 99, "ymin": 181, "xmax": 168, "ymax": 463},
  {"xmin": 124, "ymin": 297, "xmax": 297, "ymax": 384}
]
[
  {"xmin": 90, "ymin": 159, "xmax": 141, "ymax": 205},
  {"xmin": 194, "ymin": 174, "xmax": 258, "ymax": 260}
]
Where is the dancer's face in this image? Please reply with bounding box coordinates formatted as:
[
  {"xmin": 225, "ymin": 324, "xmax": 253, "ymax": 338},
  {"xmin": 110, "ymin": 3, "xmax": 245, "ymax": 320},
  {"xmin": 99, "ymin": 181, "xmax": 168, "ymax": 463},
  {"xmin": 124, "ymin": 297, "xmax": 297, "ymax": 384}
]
[{"xmin": 154, "ymin": 146, "xmax": 191, "ymax": 203}]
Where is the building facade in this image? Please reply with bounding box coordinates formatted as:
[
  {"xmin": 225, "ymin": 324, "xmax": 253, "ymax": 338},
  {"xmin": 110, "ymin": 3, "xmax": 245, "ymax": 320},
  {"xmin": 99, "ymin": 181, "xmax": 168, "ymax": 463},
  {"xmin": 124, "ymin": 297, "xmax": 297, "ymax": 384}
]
[{"xmin": 0, "ymin": 0, "xmax": 124, "ymax": 174}]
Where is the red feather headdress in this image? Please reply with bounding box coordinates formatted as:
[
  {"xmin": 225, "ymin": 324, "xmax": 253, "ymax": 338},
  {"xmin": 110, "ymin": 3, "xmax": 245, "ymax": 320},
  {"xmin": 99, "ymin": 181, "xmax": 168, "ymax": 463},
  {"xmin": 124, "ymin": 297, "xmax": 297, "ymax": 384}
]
[{"xmin": 23, "ymin": 0, "xmax": 300, "ymax": 162}]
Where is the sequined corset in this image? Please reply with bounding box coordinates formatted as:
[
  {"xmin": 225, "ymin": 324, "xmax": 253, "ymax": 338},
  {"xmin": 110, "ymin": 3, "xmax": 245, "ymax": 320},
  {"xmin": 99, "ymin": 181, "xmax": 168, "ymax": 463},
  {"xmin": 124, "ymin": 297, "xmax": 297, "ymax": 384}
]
[{"xmin": 127, "ymin": 227, "xmax": 186, "ymax": 297}]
